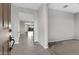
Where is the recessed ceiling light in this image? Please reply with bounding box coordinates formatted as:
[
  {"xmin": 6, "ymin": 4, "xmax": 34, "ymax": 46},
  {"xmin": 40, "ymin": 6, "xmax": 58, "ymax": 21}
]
[{"xmin": 63, "ymin": 5, "xmax": 68, "ymax": 8}]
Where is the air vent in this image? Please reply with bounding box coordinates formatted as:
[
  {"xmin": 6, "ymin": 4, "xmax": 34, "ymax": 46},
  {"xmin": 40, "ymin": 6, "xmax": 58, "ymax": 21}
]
[{"xmin": 63, "ymin": 5, "xmax": 68, "ymax": 8}]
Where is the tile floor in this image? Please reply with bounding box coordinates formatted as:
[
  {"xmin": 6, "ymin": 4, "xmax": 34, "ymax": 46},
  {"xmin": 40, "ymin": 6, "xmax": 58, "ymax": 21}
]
[
  {"xmin": 48, "ymin": 39, "xmax": 79, "ymax": 55},
  {"xmin": 11, "ymin": 32, "xmax": 50, "ymax": 55}
]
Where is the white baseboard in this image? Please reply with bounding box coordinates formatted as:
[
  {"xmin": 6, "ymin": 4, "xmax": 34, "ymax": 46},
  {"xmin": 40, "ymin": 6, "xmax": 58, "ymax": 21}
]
[{"xmin": 48, "ymin": 38, "xmax": 74, "ymax": 42}]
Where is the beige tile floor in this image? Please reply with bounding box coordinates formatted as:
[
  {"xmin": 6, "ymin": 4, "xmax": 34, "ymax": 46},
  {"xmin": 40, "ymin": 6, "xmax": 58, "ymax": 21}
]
[
  {"xmin": 49, "ymin": 39, "xmax": 79, "ymax": 55},
  {"xmin": 11, "ymin": 32, "xmax": 50, "ymax": 55},
  {"xmin": 0, "ymin": 29, "xmax": 50, "ymax": 55},
  {"xmin": 2, "ymin": 29, "xmax": 79, "ymax": 55}
]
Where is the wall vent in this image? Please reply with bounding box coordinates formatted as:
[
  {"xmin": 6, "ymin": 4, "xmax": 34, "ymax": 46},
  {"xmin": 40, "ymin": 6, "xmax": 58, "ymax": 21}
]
[{"xmin": 63, "ymin": 5, "xmax": 68, "ymax": 8}]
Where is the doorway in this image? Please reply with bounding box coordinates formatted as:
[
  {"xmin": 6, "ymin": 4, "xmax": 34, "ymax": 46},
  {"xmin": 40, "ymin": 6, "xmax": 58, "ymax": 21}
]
[
  {"xmin": 20, "ymin": 21, "xmax": 34, "ymax": 43},
  {"xmin": 24, "ymin": 22, "xmax": 34, "ymax": 42}
]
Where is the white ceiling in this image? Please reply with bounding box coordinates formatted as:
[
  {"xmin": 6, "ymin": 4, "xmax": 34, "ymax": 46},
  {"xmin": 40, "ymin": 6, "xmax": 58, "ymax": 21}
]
[
  {"xmin": 12, "ymin": 3, "xmax": 41, "ymax": 10},
  {"xmin": 49, "ymin": 3, "xmax": 79, "ymax": 13},
  {"xmin": 12, "ymin": 3, "xmax": 79, "ymax": 13}
]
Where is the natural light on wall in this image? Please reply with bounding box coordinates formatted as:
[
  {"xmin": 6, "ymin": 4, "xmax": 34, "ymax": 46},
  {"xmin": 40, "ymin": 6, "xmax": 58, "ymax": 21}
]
[
  {"xmin": 9, "ymin": 24, "xmax": 11, "ymax": 29},
  {"xmin": 28, "ymin": 31, "xmax": 33, "ymax": 39}
]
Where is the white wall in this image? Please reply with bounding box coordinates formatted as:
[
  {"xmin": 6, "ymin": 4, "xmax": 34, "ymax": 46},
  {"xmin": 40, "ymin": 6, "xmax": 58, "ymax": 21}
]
[
  {"xmin": 34, "ymin": 20, "xmax": 38, "ymax": 42},
  {"xmin": 19, "ymin": 12, "xmax": 34, "ymax": 22},
  {"xmin": 20, "ymin": 21, "xmax": 26, "ymax": 34},
  {"xmin": 74, "ymin": 13, "xmax": 79, "ymax": 39},
  {"xmin": 38, "ymin": 4, "xmax": 48, "ymax": 48},
  {"xmin": 25, "ymin": 24, "xmax": 28, "ymax": 32},
  {"xmin": 11, "ymin": 5, "xmax": 20, "ymax": 44},
  {"xmin": 48, "ymin": 9, "xmax": 75, "ymax": 42}
]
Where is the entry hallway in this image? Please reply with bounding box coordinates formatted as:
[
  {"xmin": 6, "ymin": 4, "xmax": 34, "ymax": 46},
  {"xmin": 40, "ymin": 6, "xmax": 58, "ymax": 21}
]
[{"xmin": 11, "ymin": 32, "xmax": 50, "ymax": 55}]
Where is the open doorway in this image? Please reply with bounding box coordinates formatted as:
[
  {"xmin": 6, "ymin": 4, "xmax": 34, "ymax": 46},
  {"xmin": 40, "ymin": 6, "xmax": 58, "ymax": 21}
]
[
  {"xmin": 20, "ymin": 21, "xmax": 34, "ymax": 43},
  {"xmin": 24, "ymin": 22, "xmax": 34, "ymax": 42}
]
